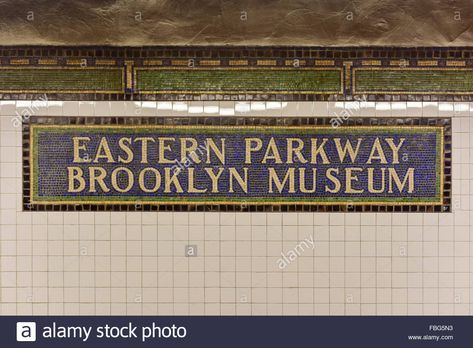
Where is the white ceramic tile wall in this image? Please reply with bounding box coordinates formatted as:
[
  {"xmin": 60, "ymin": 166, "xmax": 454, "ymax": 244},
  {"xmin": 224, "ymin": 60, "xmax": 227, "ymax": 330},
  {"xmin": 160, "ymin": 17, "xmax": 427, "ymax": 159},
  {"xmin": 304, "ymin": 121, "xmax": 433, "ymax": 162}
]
[{"xmin": 0, "ymin": 101, "xmax": 471, "ymax": 315}]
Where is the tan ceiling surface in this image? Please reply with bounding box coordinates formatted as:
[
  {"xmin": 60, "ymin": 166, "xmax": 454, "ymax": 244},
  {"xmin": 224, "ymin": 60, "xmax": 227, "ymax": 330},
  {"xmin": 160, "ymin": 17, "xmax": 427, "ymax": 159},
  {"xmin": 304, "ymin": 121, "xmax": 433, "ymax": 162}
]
[{"xmin": 0, "ymin": 0, "xmax": 472, "ymax": 46}]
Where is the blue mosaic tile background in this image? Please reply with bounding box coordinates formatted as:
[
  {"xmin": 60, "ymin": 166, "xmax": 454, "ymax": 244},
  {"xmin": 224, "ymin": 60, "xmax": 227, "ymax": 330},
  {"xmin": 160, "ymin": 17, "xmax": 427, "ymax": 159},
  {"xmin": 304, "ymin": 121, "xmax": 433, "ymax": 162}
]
[{"xmin": 33, "ymin": 127, "xmax": 440, "ymax": 203}]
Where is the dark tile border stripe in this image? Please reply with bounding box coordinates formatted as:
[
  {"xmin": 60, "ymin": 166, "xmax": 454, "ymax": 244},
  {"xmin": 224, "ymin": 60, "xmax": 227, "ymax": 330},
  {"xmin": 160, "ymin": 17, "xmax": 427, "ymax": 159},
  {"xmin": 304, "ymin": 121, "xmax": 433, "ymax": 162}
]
[
  {"xmin": 1, "ymin": 46, "xmax": 473, "ymax": 101},
  {"xmin": 22, "ymin": 116, "xmax": 451, "ymax": 213}
]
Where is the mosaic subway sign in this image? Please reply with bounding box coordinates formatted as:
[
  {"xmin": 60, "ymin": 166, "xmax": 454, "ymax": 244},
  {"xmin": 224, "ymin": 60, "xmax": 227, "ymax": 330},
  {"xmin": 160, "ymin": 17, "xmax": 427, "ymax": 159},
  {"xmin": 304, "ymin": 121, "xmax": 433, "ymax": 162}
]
[
  {"xmin": 11, "ymin": 47, "xmax": 458, "ymax": 212},
  {"xmin": 24, "ymin": 117, "xmax": 450, "ymax": 212}
]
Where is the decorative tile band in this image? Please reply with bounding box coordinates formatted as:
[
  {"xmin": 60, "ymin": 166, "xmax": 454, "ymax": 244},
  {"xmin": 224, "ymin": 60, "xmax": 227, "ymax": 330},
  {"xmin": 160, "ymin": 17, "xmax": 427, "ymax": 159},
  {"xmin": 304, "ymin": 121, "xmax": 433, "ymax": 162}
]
[
  {"xmin": 1, "ymin": 46, "xmax": 473, "ymax": 100},
  {"xmin": 353, "ymin": 68, "xmax": 473, "ymax": 94},
  {"xmin": 0, "ymin": 67, "xmax": 124, "ymax": 93},
  {"xmin": 135, "ymin": 68, "xmax": 343, "ymax": 94},
  {"xmin": 23, "ymin": 116, "xmax": 451, "ymax": 212}
]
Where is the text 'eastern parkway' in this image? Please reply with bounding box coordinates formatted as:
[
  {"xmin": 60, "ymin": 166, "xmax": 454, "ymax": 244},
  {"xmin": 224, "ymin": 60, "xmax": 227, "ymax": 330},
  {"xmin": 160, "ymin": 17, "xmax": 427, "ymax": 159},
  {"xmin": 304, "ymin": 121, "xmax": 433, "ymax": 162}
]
[{"xmin": 66, "ymin": 135, "xmax": 418, "ymax": 195}]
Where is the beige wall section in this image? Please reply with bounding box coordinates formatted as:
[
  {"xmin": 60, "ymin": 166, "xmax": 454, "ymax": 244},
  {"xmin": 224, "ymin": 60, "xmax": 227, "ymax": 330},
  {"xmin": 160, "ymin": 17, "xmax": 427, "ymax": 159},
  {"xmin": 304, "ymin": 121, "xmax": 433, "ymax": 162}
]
[
  {"xmin": 0, "ymin": 0, "xmax": 472, "ymax": 46},
  {"xmin": 0, "ymin": 101, "xmax": 472, "ymax": 315}
]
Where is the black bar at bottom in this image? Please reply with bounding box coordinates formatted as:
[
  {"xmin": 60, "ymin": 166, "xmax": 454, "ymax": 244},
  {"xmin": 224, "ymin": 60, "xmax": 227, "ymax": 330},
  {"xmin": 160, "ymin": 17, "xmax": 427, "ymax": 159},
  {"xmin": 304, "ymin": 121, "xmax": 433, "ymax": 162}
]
[{"xmin": 2, "ymin": 316, "xmax": 468, "ymax": 347}]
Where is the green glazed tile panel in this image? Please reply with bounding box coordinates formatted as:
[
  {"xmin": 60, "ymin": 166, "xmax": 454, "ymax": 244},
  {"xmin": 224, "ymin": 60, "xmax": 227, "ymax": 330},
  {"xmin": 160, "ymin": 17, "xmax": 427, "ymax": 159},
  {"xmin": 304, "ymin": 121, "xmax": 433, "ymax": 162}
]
[
  {"xmin": 0, "ymin": 68, "xmax": 123, "ymax": 93},
  {"xmin": 354, "ymin": 68, "xmax": 473, "ymax": 94},
  {"xmin": 135, "ymin": 68, "xmax": 342, "ymax": 93}
]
